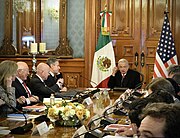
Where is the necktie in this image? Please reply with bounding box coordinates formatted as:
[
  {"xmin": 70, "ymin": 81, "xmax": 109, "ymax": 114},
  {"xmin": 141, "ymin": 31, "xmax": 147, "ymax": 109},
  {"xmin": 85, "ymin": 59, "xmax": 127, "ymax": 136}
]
[
  {"xmin": 121, "ymin": 73, "xmax": 125, "ymax": 87},
  {"xmin": 22, "ymin": 82, "xmax": 31, "ymax": 97}
]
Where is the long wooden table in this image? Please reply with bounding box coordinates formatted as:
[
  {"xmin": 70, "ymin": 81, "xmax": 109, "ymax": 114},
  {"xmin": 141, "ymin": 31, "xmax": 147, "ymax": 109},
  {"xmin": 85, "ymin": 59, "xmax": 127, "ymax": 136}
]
[{"xmin": 0, "ymin": 90, "xmax": 124, "ymax": 138}]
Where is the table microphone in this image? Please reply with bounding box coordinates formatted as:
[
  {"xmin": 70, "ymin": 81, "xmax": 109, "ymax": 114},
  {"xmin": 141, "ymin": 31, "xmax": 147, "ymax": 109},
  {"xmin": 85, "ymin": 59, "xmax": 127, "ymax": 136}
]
[
  {"xmin": 44, "ymin": 84, "xmax": 67, "ymax": 101},
  {"xmin": 103, "ymin": 99, "xmax": 123, "ymax": 116},
  {"xmin": 80, "ymin": 75, "xmax": 100, "ymax": 89},
  {"xmin": 0, "ymin": 98, "xmax": 33, "ymax": 134},
  {"xmin": 74, "ymin": 124, "xmax": 105, "ymax": 138},
  {"xmin": 88, "ymin": 109, "xmax": 119, "ymax": 130},
  {"xmin": 131, "ymin": 82, "xmax": 144, "ymax": 97}
]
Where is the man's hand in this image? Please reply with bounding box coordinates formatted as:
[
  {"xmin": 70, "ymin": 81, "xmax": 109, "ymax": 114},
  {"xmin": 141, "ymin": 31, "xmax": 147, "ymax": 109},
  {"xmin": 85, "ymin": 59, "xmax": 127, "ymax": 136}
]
[
  {"xmin": 29, "ymin": 96, "xmax": 39, "ymax": 102},
  {"xmin": 60, "ymin": 87, "xmax": 67, "ymax": 92},
  {"xmin": 17, "ymin": 96, "xmax": 26, "ymax": 104},
  {"xmin": 112, "ymin": 67, "xmax": 118, "ymax": 76}
]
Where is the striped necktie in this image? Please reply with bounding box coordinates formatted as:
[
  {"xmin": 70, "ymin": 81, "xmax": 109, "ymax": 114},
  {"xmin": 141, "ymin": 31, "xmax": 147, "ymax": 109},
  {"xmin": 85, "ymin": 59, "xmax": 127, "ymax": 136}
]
[{"xmin": 22, "ymin": 82, "xmax": 31, "ymax": 97}]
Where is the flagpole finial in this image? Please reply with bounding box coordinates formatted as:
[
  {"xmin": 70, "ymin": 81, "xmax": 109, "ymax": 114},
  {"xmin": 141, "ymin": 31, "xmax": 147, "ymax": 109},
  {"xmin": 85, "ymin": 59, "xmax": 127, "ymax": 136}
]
[
  {"xmin": 165, "ymin": 0, "xmax": 168, "ymax": 13},
  {"xmin": 104, "ymin": 4, "xmax": 107, "ymax": 11}
]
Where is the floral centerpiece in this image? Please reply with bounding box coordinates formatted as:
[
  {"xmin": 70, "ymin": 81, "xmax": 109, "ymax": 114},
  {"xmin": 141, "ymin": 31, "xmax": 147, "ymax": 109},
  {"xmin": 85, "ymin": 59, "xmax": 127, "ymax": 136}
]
[{"xmin": 48, "ymin": 101, "xmax": 90, "ymax": 127}]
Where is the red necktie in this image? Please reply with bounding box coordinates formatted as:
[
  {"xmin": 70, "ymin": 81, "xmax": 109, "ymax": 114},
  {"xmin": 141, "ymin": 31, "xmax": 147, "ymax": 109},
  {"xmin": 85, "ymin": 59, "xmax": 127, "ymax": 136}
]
[{"xmin": 22, "ymin": 82, "xmax": 31, "ymax": 97}]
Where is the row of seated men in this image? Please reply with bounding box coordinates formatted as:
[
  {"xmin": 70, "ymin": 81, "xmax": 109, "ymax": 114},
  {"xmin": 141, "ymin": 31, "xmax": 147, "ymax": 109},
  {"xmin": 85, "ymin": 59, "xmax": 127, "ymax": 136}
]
[
  {"xmin": 0, "ymin": 58, "xmax": 68, "ymax": 118},
  {"xmin": 13, "ymin": 57, "xmax": 67, "ymax": 110}
]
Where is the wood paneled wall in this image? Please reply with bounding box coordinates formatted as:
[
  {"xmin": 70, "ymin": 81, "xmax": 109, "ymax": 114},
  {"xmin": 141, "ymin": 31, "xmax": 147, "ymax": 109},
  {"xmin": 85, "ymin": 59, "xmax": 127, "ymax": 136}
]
[
  {"xmin": 85, "ymin": 0, "xmax": 180, "ymax": 87},
  {"xmin": 0, "ymin": 56, "xmax": 85, "ymax": 89},
  {"xmin": 1, "ymin": 0, "xmax": 180, "ymax": 88}
]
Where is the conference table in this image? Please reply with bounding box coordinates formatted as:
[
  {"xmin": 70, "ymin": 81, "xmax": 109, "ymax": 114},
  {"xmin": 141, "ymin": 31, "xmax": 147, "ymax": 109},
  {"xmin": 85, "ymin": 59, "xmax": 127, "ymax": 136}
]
[{"xmin": 0, "ymin": 90, "xmax": 125, "ymax": 138}]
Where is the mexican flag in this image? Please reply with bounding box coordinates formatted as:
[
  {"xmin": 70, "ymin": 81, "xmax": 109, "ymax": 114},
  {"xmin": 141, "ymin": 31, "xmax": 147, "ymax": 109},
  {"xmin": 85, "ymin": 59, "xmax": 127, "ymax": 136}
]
[{"xmin": 91, "ymin": 30, "xmax": 116, "ymax": 88}]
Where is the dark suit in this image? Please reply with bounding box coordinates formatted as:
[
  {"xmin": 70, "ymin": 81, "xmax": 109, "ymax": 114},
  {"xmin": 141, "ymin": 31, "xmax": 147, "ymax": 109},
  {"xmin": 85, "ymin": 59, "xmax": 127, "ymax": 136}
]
[
  {"xmin": 44, "ymin": 73, "xmax": 63, "ymax": 88},
  {"xmin": 108, "ymin": 69, "xmax": 141, "ymax": 89},
  {"xmin": 29, "ymin": 75, "xmax": 60, "ymax": 101},
  {"xmin": 12, "ymin": 78, "xmax": 35, "ymax": 109}
]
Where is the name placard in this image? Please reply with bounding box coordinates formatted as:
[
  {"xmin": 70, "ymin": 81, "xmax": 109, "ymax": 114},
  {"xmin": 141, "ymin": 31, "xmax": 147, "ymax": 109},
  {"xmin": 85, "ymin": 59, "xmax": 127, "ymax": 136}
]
[{"xmin": 31, "ymin": 121, "xmax": 49, "ymax": 136}]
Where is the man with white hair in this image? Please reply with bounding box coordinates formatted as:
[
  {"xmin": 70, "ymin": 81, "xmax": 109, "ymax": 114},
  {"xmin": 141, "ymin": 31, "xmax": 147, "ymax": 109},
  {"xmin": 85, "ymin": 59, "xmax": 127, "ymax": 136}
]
[
  {"xmin": 108, "ymin": 58, "xmax": 141, "ymax": 89},
  {"xmin": 12, "ymin": 61, "xmax": 39, "ymax": 109},
  {"xmin": 29, "ymin": 62, "xmax": 62, "ymax": 101}
]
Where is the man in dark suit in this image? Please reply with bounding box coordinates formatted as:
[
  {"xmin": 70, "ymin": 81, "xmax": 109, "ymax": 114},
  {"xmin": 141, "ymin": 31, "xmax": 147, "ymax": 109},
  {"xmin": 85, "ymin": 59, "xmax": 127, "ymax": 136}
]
[
  {"xmin": 108, "ymin": 58, "xmax": 141, "ymax": 89},
  {"xmin": 29, "ymin": 63, "xmax": 62, "ymax": 101},
  {"xmin": 12, "ymin": 62, "xmax": 39, "ymax": 109},
  {"xmin": 45, "ymin": 57, "xmax": 67, "ymax": 91}
]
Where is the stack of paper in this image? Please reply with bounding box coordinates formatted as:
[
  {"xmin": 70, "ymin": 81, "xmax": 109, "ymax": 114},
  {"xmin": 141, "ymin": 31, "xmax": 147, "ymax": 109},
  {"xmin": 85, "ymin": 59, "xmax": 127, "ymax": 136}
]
[
  {"xmin": 7, "ymin": 113, "xmax": 40, "ymax": 121},
  {"xmin": 22, "ymin": 105, "xmax": 46, "ymax": 112},
  {"xmin": 0, "ymin": 127, "xmax": 10, "ymax": 136}
]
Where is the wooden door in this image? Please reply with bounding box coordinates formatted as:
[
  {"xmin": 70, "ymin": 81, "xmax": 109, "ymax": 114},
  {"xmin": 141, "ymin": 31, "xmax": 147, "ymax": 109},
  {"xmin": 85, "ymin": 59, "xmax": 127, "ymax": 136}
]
[
  {"xmin": 141, "ymin": 0, "xmax": 176, "ymax": 85},
  {"xmin": 98, "ymin": 0, "xmax": 179, "ymax": 87}
]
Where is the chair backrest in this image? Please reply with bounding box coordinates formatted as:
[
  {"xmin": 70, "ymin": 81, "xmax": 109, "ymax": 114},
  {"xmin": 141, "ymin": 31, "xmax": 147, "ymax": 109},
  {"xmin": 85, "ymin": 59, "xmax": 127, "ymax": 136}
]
[{"xmin": 134, "ymin": 70, "xmax": 144, "ymax": 89}]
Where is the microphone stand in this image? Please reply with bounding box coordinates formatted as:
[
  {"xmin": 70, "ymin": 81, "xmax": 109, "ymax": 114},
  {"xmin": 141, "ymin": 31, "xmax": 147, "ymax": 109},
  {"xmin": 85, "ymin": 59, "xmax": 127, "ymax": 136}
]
[
  {"xmin": 80, "ymin": 75, "xmax": 100, "ymax": 89},
  {"xmin": 1, "ymin": 98, "xmax": 33, "ymax": 134},
  {"xmin": 103, "ymin": 99, "xmax": 123, "ymax": 116},
  {"xmin": 88, "ymin": 110, "xmax": 116, "ymax": 130},
  {"xmin": 4, "ymin": 101, "xmax": 28, "ymax": 124},
  {"xmin": 74, "ymin": 124, "xmax": 104, "ymax": 138}
]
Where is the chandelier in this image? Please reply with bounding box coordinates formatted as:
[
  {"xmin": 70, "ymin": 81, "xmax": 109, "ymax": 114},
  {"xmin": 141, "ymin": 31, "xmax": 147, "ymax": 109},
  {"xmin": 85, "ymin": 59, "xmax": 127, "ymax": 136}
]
[{"xmin": 13, "ymin": 0, "xmax": 29, "ymax": 13}]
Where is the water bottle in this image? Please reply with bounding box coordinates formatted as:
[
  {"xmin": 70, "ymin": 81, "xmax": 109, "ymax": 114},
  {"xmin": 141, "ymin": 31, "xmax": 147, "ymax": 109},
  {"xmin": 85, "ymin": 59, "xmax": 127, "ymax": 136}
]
[{"xmin": 50, "ymin": 93, "xmax": 55, "ymax": 106}]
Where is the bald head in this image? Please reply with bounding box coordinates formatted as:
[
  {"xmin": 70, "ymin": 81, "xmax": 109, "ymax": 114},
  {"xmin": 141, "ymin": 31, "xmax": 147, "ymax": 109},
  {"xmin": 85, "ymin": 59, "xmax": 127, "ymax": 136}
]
[
  {"xmin": 16, "ymin": 61, "xmax": 29, "ymax": 81},
  {"xmin": 36, "ymin": 63, "xmax": 50, "ymax": 80}
]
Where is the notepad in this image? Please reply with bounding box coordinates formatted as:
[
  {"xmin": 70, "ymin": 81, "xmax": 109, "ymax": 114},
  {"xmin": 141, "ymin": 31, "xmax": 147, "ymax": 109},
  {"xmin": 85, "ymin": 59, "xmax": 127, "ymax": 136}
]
[
  {"xmin": 7, "ymin": 113, "xmax": 29, "ymax": 119},
  {"xmin": 22, "ymin": 105, "xmax": 47, "ymax": 112},
  {"xmin": 7, "ymin": 114, "xmax": 40, "ymax": 121}
]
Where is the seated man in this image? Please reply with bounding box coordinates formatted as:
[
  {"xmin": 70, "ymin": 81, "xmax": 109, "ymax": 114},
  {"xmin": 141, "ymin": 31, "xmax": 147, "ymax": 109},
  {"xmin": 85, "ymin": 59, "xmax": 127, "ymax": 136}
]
[
  {"xmin": 172, "ymin": 73, "xmax": 180, "ymax": 99},
  {"xmin": 12, "ymin": 62, "xmax": 39, "ymax": 109},
  {"xmin": 138, "ymin": 103, "xmax": 180, "ymax": 138},
  {"xmin": 29, "ymin": 63, "xmax": 62, "ymax": 101},
  {"xmin": 45, "ymin": 57, "xmax": 67, "ymax": 91},
  {"xmin": 115, "ymin": 90, "xmax": 174, "ymax": 137},
  {"xmin": 167, "ymin": 64, "xmax": 180, "ymax": 78},
  {"xmin": 108, "ymin": 58, "xmax": 141, "ymax": 89}
]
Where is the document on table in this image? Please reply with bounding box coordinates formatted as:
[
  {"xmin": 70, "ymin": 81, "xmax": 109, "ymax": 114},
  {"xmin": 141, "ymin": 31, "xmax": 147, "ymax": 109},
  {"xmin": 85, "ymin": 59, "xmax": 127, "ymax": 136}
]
[
  {"xmin": 0, "ymin": 127, "xmax": 10, "ymax": 136},
  {"xmin": 7, "ymin": 114, "xmax": 40, "ymax": 121}
]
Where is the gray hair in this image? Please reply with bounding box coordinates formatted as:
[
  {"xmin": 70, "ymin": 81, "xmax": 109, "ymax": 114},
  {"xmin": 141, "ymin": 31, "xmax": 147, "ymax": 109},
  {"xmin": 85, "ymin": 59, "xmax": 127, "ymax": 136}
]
[{"xmin": 118, "ymin": 58, "xmax": 129, "ymax": 66}]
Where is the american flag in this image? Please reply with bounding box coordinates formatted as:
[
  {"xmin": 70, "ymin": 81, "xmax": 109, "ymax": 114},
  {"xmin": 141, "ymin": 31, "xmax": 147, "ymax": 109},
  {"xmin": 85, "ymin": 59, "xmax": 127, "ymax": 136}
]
[{"xmin": 153, "ymin": 12, "xmax": 178, "ymax": 78}]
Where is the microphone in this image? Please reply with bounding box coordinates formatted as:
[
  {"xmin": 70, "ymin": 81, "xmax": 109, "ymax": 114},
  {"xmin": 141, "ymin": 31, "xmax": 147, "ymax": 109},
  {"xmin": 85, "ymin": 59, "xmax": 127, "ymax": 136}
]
[
  {"xmin": 10, "ymin": 122, "xmax": 33, "ymax": 134},
  {"xmin": 88, "ymin": 109, "xmax": 119, "ymax": 130},
  {"xmin": 80, "ymin": 75, "xmax": 99, "ymax": 88},
  {"xmin": 131, "ymin": 84, "xmax": 144, "ymax": 97},
  {"xmin": 71, "ymin": 88, "xmax": 100, "ymax": 103},
  {"xmin": 74, "ymin": 124, "xmax": 105, "ymax": 138},
  {"xmin": 0, "ymin": 98, "xmax": 33, "ymax": 134},
  {"xmin": 44, "ymin": 85, "xmax": 66, "ymax": 100},
  {"xmin": 109, "ymin": 101, "xmax": 127, "ymax": 116},
  {"xmin": 103, "ymin": 99, "xmax": 123, "ymax": 116}
]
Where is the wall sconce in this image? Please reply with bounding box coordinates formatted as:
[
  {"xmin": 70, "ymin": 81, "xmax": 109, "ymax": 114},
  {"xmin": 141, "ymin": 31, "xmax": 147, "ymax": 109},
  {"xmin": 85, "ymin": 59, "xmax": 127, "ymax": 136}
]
[
  {"xmin": 48, "ymin": 8, "xmax": 59, "ymax": 21},
  {"xmin": 13, "ymin": 0, "xmax": 30, "ymax": 13}
]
